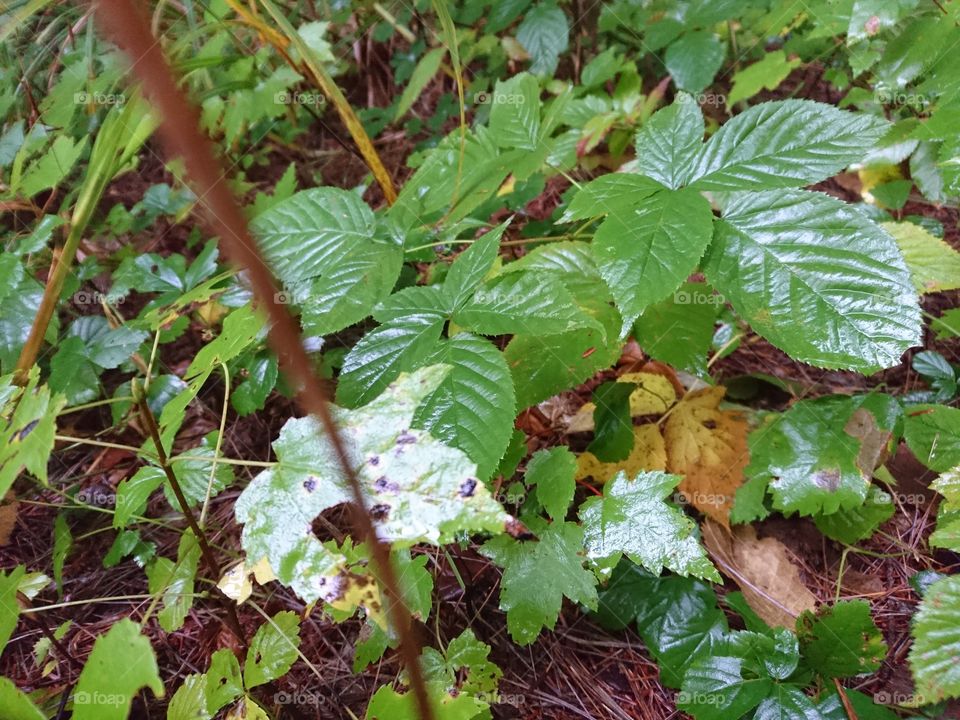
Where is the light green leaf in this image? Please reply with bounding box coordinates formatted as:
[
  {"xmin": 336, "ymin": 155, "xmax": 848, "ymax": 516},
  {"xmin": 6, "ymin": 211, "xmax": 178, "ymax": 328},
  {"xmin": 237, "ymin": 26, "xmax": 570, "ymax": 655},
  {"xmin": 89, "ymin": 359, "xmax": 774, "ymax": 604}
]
[
  {"xmin": 704, "ymin": 190, "xmax": 920, "ymax": 371},
  {"xmin": 72, "ymin": 619, "xmax": 163, "ymax": 720},
  {"xmin": 0, "ymin": 369, "xmax": 64, "ymax": 498},
  {"xmin": 910, "ymin": 574, "xmax": 960, "ymax": 701},
  {"xmin": 593, "ymin": 187, "xmax": 715, "ymax": 334},
  {"xmin": 0, "ymin": 565, "xmax": 25, "ymax": 652},
  {"xmin": 481, "ymin": 521, "xmax": 598, "ymax": 645},
  {"xmin": 689, "ymin": 101, "xmax": 889, "ymax": 190},
  {"xmin": 244, "ymin": 611, "xmax": 301, "ymax": 689},
  {"xmin": 114, "ymin": 466, "xmax": 165, "ymax": 529},
  {"xmin": 488, "ymin": 73, "xmax": 542, "ymax": 150},
  {"xmin": 365, "ymin": 683, "xmax": 486, "ymax": 720},
  {"xmin": 412, "ymin": 334, "xmax": 515, "ymax": 480},
  {"xmin": 633, "ymin": 93, "xmax": 704, "ymax": 189},
  {"xmin": 526, "ymin": 447, "xmax": 576, "ymax": 521},
  {"xmin": 516, "ymin": 2, "xmax": 568, "ymax": 76},
  {"xmin": 166, "ymin": 674, "xmax": 207, "ymax": 720},
  {"xmin": 580, "ymin": 471, "xmax": 719, "ymax": 581},
  {"xmin": 17, "ymin": 135, "xmax": 87, "ymax": 198},
  {"xmin": 883, "ymin": 220, "xmax": 960, "ymax": 293},
  {"xmin": 727, "ymin": 51, "xmax": 801, "ymax": 107},
  {"xmin": 665, "ymin": 31, "xmax": 725, "ymax": 94},
  {"xmin": 394, "ymin": 47, "xmax": 446, "ymax": 121},
  {"xmin": 0, "ymin": 677, "xmax": 44, "ymax": 720},
  {"xmin": 236, "ymin": 367, "xmax": 510, "ymax": 602},
  {"xmin": 206, "ymin": 648, "xmax": 243, "ymax": 712},
  {"xmin": 147, "ymin": 531, "xmax": 200, "ymax": 632},
  {"xmin": 169, "ymin": 433, "xmax": 235, "ymax": 507}
]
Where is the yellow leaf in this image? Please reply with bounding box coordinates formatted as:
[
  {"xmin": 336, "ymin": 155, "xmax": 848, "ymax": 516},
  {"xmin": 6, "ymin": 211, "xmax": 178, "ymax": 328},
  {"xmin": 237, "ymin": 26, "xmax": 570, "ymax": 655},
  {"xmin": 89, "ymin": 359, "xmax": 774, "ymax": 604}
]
[
  {"xmin": 575, "ymin": 424, "xmax": 667, "ymax": 483},
  {"xmin": 663, "ymin": 386, "xmax": 748, "ymax": 526},
  {"xmin": 567, "ymin": 372, "xmax": 677, "ymax": 433},
  {"xmin": 702, "ymin": 520, "xmax": 817, "ymax": 628},
  {"xmin": 326, "ymin": 571, "xmax": 387, "ymax": 631}
]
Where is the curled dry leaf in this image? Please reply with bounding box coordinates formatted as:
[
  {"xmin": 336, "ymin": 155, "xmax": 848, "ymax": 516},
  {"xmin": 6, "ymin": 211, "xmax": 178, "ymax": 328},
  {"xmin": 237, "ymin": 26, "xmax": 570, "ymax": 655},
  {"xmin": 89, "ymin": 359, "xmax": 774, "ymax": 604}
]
[
  {"xmin": 664, "ymin": 386, "xmax": 749, "ymax": 526},
  {"xmin": 702, "ymin": 520, "xmax": 817, "ymax": 628}
]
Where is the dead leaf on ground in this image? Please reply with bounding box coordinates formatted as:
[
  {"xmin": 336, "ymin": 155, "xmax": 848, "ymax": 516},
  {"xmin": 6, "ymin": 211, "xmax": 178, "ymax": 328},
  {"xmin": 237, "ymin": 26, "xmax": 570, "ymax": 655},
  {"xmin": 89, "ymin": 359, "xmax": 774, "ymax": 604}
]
[
  {"xmin": 576, "ymin": 424, "xmax": 667, "ymax": 482},
  {"xmin": 664, "ymin": 387, "xmax": 749, "ymax": 526},
  {"xmin": 567, "ymin": 371, "xmax": 677, "ymax": 433},
  {"xmin": 844, "ymin": 407, "xmax": 892, "ymax": 476},
  {"xmin": 0, "ymin": 492, "xmax": 19, "ymax": 546},
  {"xmin": 702, "ymin": 520, "xmax": 817, "ymax": 628}
]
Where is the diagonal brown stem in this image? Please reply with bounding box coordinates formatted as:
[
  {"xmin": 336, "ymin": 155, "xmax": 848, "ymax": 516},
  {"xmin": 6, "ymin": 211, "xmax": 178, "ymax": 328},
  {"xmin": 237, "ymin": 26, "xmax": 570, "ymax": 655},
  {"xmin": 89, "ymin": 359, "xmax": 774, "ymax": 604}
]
[{"xmin": 92, "ymin": 2, "xmax": 433, "ymax": 718}]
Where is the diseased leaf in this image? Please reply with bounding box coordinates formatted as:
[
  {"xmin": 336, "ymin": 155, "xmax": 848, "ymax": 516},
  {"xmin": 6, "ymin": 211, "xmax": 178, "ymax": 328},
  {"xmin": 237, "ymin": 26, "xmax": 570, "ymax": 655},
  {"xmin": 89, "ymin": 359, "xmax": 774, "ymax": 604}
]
[
  {"xmin": 704, "ymin": 190, "xmax": 920, "ymax": 372},
  {"xmin": 747, "ymin": 394, "xmax": 900, "ymax": 516},
  {"xmin": 579, "ymin": 471, "xmax": 719, "ymax": 581},
  {"xmin": 236, "ymin": 367, "xmax": 510, "ymax": 603},
  {"xmin": 481, "ymin": 521, "xmax": 598, "ymax": 645},
  {"xmin": 884, "ymin": 220, "xmax": 960, "ymax": 293}
]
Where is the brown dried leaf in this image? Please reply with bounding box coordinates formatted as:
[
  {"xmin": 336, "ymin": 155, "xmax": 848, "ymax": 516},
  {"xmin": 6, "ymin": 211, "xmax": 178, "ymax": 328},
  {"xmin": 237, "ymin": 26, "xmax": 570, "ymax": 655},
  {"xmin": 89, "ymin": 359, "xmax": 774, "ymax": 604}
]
[
  {"xmin": 0, "ymin": 492, "xmax": 18, "ymax": 546},
  {"xmin": 702, "ymin": 520, "xmax": 817, "ymax": 628},
  {"xmin": 663, "ymin": 387, "xmax": 749, "ymax": 526}
]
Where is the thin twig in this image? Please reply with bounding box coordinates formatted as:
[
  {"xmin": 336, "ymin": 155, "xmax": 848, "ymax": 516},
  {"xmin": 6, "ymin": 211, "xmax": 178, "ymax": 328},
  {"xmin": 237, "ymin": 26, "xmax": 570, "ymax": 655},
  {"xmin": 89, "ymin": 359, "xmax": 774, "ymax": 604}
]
[{"xmin": 93, "ymin": 2, "xmax": 433, "ymax": 717}]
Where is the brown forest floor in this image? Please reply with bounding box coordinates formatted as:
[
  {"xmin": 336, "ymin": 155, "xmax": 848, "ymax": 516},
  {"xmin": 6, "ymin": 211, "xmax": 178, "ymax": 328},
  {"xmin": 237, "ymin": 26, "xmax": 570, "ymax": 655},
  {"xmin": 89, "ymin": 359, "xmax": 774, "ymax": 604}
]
[{"xmin": 4, "ymin": 56, "xmax": 960, "ymax": 720}]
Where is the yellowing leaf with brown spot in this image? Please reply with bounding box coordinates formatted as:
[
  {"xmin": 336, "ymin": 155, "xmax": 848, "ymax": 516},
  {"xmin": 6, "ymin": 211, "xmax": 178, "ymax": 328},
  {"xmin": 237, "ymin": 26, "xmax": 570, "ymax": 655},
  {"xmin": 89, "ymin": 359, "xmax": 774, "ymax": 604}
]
[
  {"xmin": 567, "ymin": 372, "xmax": 677, "ymax": 433},
  {"xmin": 702, "ymin": 520, "xmax": 817, "ymax": 628},
  {"xmin": 663, "ymin": 386, "xmax": 748, "ymax": 526},
  {"xmin": 576, "ymin": 424, "xmax": 667, "ymax": 482}
]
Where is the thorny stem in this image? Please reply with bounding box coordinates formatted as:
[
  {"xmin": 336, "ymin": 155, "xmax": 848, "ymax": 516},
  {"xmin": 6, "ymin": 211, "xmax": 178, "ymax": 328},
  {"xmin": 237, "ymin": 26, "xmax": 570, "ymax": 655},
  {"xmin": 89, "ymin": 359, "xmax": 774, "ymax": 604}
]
[
  {"xmin": 94, "ymin": 3, "xmax": 434, "ymax": 717},
  {"xmin": 134, "ymin": 380, "xmax": 246, "ymax": 646}
]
